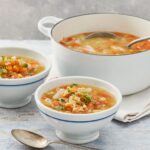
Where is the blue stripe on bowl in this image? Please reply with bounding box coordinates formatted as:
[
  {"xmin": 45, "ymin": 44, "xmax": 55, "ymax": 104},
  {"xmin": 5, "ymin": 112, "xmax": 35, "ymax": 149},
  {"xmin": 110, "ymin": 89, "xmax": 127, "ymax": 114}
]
[
  {"xmin": 0, "ymin": 74, "xmax": 48, "ymax": 86},
  {"xmin": 40, "ymin": 110, "xmax": 116, "ymax": 123}
]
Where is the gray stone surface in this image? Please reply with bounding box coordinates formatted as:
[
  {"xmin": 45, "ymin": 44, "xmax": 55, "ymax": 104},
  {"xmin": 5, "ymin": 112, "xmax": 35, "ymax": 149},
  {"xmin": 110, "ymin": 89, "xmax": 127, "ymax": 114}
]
[
  {"xmin": 0, "ymin": 40, "xmax": 150, "ymax": 150},
  {"xmin": 0, "ymin": 0, "xmax": 149, "ymax": 39},
  {"xmin": 1, "ymin": 99, "xmax": 150, "ymax": 150}
]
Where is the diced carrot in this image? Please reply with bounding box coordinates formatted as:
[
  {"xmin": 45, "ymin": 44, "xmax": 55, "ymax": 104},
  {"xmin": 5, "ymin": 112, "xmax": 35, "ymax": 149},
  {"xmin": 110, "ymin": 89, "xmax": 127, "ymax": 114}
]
[
  {"xmin": 11, "ymin": 60, "xmax": 19, "ymax": 65},
  {"xmin": 21, "ymin": 67, "xmax": 27, "ymax": 73},
  {"xmin": 87, "ymin": 102, "xmax": 94, "ymax": 110},
  {"xmin": 110, "ymin": 40, "xmax": 117, "ymax": 45},
  {"xmin": 5, "ymin": 62, "xmax": 11, "ymax": 66},
  {"xmin": 60, "ymin": 85, "xmax": 68, "ymax": 89},
  {"xmin": 133, "ymin": 41, "xmax": 150, "ymax": 50},
  {"xmin": 94, "ymin": 101, "xmax": 106, "ymax": 109},
  {"xmin": 6, "ymin": 66, "xmax": 13, "ymax": 71},
  {"xmin": 69, "ymin": 42, "xmax": 81, "ymax": 47},
  {"xmin": 62, "ymin": 37, "xmax": 73, "ymax": 42},
  {"xmin": 63, "ymin": 93, "xmax": 71, "ymax": 98},
  {"xmin": 113, "ymin": 32, "xmax": 123, "ymax": 37},
  {"xmin": 95, "ymin": 47, "xmax": 102, "ymax": 51},
  {"xmin": 59, "ymin": 41, "xmax": 67, "ymax": 47},
  {"xmin": 81, "ymin": 49, "xmax": 88, "ymax": 53},
  {"xmin": 64, "ymin": 103, "xmax": 73, "ymax": 111},
  {"xmin": 98, "ymin": 92, "xmax": 111, "ymax": 98},
  {"xmin": 41, "ymin": 96, "xmax": 49, "ymax": 99},
  {"xmin": 52, "ymin": 101, "xmax": 60, "ymax": 106},
  {"xmin": 13, "ymin": 65, "xmax": 20, "ymax": 73},
  {"xmin": 71, "ymin": 87, "xmax": 78, "ymax": 92}
]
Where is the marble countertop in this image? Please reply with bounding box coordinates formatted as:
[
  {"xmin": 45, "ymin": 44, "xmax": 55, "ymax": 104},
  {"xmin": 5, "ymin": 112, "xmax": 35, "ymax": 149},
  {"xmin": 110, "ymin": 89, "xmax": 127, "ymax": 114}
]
[{"xmin": 0, "ymin": 40, "xmax": 150, "ymax": 150}]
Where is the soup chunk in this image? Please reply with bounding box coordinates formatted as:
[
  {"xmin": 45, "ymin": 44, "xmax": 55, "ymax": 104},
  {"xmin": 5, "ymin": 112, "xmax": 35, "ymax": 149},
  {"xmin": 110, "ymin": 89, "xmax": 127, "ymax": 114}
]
[
  {"xmin": 0, "ymin": 56, "xmax": 45, "ymax": 79},
  {"xmin": 60, "ymin": 32, "xmax": 150, "ymax": 55},
  {"xmin": 41, "ymin": 84, "xmax": 116, "ymax": 114}
]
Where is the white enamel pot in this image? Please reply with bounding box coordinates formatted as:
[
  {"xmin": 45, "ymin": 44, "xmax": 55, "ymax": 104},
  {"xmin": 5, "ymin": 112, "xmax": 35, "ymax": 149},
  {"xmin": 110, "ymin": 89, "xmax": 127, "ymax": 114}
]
[{"xmin": 38, "ymin": 14, "xmax": 150, "ymax": 95}]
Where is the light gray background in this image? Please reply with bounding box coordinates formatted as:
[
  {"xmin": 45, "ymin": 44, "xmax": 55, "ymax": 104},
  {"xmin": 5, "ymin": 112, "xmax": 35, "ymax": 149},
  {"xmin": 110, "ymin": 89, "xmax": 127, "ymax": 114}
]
[
  {"xmin": 0, "ymin": 1, "xmax": 150, "ymax": 149},
  {"xmin": 0, "ymin": 0, "xmax": 149, "ymax": 39}
]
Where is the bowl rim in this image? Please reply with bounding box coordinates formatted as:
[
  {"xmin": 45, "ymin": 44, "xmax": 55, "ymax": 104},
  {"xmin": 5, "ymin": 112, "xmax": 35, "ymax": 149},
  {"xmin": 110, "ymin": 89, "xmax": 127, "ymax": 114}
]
[
  {"xmin": 35, "ymin": 76, "xmax": 122, "ymax": 119},
  {"xmin": 51, "ymin": 13, "xmax": 150, "ymax": 57},
  {"xmin": 0, "ymin": 47, "xmax": 51, "ymax": 84}
]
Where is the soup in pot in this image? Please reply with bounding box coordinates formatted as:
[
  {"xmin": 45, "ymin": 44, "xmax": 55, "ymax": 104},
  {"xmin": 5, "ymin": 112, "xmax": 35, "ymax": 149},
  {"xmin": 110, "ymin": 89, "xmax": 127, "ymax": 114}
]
[
  {"xmin": 0, "ymin": 56, "xmax": 45, "ymax": 79},
  {"xmin": 60, "ymin": 32, "xmax": 150, "ymax": 55},
  {"xmin": 41, "ymin": 83, "xmax": 116, "ymax": 114}
]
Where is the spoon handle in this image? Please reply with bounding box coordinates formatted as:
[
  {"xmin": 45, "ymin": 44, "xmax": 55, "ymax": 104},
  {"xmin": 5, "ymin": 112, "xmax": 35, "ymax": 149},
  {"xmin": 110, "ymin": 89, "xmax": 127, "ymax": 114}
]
[
  {"xmin": 127, "ymin": 36, "xmax": 150, "ymax": 48},
  {"xmin": 49, "ymin": 141, "xmax": 101, "ymax": 150}
]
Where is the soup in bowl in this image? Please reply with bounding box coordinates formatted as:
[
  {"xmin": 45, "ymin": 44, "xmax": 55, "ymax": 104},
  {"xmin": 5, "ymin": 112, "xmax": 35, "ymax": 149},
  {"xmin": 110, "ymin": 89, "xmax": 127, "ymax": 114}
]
[
  {"xmin": 0, "ymin": 47, "xmax": 51, "ymax": 108},
  {"xmin": 35, "ymin": 76, "xmax": 122, "ymax": 144},
  {"xmin": 41, "ymin": 83, "xmax": 116, "ymax": 114},
  {"xmin": 38, "ymin": 14, "xmax": 150, "ymax": 95},
  {"xmin": 60, "ymin": 32, "xmax": 150, "ymax": 55},
  {"xmin": 0, "ymin": 55, "xmax": 45, "ymax": 79}
]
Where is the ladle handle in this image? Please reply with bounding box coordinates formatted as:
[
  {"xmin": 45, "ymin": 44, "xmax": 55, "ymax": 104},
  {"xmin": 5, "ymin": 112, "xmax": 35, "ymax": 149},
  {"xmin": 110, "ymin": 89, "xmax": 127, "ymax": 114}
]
[
  {"xmin": 49, "ymin": 141, "xmax": 101, "ymax": 150},
  {"xmin": 127, "ymin": 36, "xmax": 150, "ymax": 48}
]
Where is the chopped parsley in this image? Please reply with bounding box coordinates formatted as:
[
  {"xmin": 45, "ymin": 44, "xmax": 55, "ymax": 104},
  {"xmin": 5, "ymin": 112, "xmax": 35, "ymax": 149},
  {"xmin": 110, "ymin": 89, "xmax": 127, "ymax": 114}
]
[
  {"xmin": 70, "ymin": 83, "xmax": 78, "ymax": 87},
  {"xmin": 54, "ymin": 105, "xmax": 64, "ymax": 110},
  {"xmin": 22, "ymin": 63, "xmax": 28, "ymax": 68},
  {"xmin": 83, "ymin": 95, "xmax": 92, "ymax": 105}
]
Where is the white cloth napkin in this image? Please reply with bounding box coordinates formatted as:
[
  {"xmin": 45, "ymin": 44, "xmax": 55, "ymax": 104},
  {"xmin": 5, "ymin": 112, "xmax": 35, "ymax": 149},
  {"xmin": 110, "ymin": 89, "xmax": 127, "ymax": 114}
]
[
  {"xmin": 47, "ymin": 55, "xmax": 150, "ymax": 123},
  {"xmin": 114, "ymin": 88, "xmax": 150, "ymax": 122}
]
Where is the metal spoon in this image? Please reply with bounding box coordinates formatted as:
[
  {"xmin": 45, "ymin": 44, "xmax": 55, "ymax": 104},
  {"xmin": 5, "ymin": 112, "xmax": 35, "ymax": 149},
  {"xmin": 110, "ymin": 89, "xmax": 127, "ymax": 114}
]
[
  {"xmin": 11, "ymin": 129, "xmax": 100, "ymax": 150},
  {"xmin": 127, "ymin": 36, "xmax": 150, "ymax": 48},
  {"xmin": 85, "ymin": 32, "xmax": 118, "ymax": 39},
  {"xmin": 86, "ymin": 32, "xmax": 150, "ymax": 48}
]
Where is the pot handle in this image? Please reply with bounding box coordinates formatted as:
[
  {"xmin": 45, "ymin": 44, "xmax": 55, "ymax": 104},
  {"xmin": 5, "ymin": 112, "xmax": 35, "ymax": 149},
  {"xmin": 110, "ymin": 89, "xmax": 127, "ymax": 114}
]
[{"xmin": 38, "ymin": 16, "xmax": 62, "ymax": 38}]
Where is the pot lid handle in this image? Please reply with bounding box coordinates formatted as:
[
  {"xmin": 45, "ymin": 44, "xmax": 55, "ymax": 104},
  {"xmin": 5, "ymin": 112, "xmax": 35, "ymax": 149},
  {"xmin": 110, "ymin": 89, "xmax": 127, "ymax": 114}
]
[{"xmin": 38, "ymin": 16, "xmax": 62, "ymax": 38}]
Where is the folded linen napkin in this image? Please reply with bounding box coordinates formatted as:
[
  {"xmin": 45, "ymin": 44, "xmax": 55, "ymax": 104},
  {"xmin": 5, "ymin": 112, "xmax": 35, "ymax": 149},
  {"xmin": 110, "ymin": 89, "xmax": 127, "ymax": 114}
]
[
  {"xmin": 47, "ymin": 55, "xmax": 150, "ymax": 123},
  {"xmin": 114, "ymin": 88, "xmax": 150, "ymax": 122}
]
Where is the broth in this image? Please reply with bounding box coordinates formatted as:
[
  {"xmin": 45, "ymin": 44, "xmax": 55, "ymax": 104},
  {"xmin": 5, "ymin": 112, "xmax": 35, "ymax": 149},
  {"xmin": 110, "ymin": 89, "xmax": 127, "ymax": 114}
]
[
  {"xmin": 41, "ymin": 84, "xmax": 116, "ymax": 114},
  {"xmin": 0, "ymin": 56, "xmax": 45, "ymax": 79},
  {"xmin": 60, "ymin": 32, "xmax": 150, "ymax": 55}
]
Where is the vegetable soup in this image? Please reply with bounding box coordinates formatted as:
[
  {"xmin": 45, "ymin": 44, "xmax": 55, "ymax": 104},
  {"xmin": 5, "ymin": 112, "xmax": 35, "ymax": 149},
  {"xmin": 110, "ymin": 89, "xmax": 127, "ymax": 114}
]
[
  {"xmin": 60, "ymin": 32, "xmax": 150, "ymax": 55},
  {"xmin": 41, "ymin": 84, "xmax": 116, "ymax": 114},
  {"xmin": 0, "ymin": 56, "xmax": 45, "ymax": 79}
]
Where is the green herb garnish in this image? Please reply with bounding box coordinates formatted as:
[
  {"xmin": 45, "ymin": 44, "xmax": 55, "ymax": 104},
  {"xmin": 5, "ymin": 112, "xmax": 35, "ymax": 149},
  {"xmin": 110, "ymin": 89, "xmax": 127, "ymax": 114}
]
[
  {"xmin": 67, "ymin": 88, "xmax": 72, "ymax": 93},
  {"xmin": 54, "ymin": 105, "xmax": 64, "ymax": 110},
  {"xmin": 2, "ymin": 56, "xmax": 7, "ymax": 61},
  {"xmin": 70, "ymin": 83, "xmax": 78, "ymax": 87},
  {"xmin": 22, "ymin": 63, "xmax": 28, "ymax": 68},
  {"xmin": 59, "ymin": 98, "xmax": 65, "ymax": 103},
  {"xmin": 0, "ymin": 68, "xmax": 7, "ymax": 75},
  {"xmin": 84, "ymin": 95, "xmax": 92, "ymax": 105},
  {"xmin": 0, "ymin": 68, "xmax": 3, "ymax": 73}
]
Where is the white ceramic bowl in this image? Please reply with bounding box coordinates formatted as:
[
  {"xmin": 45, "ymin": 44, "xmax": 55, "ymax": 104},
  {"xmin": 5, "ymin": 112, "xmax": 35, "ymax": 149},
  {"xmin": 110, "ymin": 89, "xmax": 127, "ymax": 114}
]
[
  {"xmin": 35, "ymin": 76, "xmax": 122, "ymax": 144},
  {"xmin": 38, "ymin": 14, "xmax": 150, "ymax": 95},
  {"xmin": 0, "ymin": 47, "xmax": 51, "ymax": 108}
]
